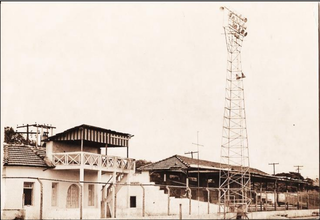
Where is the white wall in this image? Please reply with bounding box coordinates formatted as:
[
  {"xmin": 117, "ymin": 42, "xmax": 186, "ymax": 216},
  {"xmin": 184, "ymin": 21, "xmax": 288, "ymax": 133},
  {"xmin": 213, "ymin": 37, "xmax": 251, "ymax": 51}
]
[
  {"xmin": 114, "ymin": 172, "xmax": 219, "ymax": 218},
  {"xmin": 2, "ymin": 166, "xmax": 114, "ymax": 219}
]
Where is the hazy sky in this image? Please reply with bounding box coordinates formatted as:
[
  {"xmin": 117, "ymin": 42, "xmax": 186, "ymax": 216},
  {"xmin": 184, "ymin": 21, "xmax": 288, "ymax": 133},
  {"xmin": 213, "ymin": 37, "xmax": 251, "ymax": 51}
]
[{"xmin": 1, "ymin": 2, "xmax": 318, "ymax": 178}]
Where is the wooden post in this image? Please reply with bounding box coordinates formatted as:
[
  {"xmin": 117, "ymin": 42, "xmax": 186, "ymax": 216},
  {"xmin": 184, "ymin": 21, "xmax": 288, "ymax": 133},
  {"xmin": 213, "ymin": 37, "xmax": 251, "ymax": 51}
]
[
  {"xmin": 274, "ymin": 190, "xmax": 277, "ymax": 211},
  {"xmin": 297, "ymin": 191, "xmax": 299, "ymax": 210},
  {"xmin": 179, "ymin": 204, "xmax": 182, "ymax": 220},
  {"xmin": 255, "ymin": 192, "xmax": 258, "ymax": 212},
  {"xmin": 286, "ymin": 190, "xmax": 289, "ymax": 210},
  {"xmin": 187, "ymin": 187, "xmax": 191, "ymax": 215},
  {"xmin": 260, "ymin": 184, "xmax": 262, "ymax": 211},
  {"xmin": 307, "ymin": 193, "xmax": 309, "ymax": 209}
]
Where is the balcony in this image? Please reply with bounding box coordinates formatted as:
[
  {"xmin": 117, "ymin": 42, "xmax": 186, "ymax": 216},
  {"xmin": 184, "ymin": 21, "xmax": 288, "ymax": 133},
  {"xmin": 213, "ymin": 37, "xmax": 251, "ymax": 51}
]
[{"xmin": 52, "ymin": 152, "xmax": 135, "ymax": 173}]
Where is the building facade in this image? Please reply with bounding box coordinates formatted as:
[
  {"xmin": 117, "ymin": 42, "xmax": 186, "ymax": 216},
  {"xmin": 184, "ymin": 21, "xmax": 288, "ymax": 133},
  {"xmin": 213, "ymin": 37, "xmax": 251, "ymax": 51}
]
[{"xmin": 2, "ymin": 124, "xmax": 137, "ymax": 219}]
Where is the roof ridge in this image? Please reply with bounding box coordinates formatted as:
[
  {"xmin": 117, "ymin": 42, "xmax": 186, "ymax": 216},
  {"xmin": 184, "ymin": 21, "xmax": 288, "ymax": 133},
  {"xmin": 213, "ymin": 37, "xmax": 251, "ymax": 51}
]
[
  {"xmin": 27, "ymin": 145, "xmax": 55, "ymax": 168},
  {"xmin": 175, "ymin": 155, "xmax": 191, "ymax": 168},
  {"xmin": 138, "ymin": 155, "xmax": 179, "ymax": 170}
]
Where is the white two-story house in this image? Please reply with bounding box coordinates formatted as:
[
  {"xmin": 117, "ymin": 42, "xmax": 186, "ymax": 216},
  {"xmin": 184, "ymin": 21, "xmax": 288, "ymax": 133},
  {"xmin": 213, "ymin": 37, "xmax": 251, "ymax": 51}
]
[{"xmin": 2, "ymin": 124, "xmax": 137, "ymax": 219}]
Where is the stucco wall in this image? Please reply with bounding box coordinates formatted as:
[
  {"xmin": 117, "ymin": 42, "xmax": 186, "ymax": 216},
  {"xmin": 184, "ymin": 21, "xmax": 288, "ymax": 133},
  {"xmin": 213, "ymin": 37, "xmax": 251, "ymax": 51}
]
[
  {"xmin": 115, "ymin": 172, "xmax": 219, "ymax": 218},
  {"xmin": 2, "ymin": 166, "xmax": 113, "ymax": 219}
]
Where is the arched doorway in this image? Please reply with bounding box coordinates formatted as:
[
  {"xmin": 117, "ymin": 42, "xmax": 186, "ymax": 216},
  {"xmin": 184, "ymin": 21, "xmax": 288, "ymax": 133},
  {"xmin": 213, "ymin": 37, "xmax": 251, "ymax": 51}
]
[{"xmin": 66, "ymin": 184, "xmax": 79, "ymax": 208}]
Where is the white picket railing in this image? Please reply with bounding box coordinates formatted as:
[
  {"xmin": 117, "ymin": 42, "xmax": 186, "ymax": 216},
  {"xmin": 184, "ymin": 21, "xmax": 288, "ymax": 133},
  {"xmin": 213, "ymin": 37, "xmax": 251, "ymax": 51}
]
[{"xmin": 52, "ymin": 152, "xmax": 135, "ymax": 172}]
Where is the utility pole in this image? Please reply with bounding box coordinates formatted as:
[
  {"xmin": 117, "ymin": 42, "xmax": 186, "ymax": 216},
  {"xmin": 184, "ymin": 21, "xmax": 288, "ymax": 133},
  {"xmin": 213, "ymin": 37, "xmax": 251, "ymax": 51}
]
[
  {"xmin": 294, "ymin": 165, "xmax": 303, "ymax": 174},
  {"xmin": 16, "ymin": 123, "xmax": 56, "ymax": 146},
  {"xmin": 16, "ymin": 124, "xmax": 38, "ymax": 144},
  {"xmin": 192, "ymin": 131, "xmax": 204, "ymax": 216},
  {"xmin": 268, "ymin": 163, "xmax": 279, "ymax": 175},
  {"xmin": 185, "ymin": 151, "xmax": 198, "ymax": 159}
]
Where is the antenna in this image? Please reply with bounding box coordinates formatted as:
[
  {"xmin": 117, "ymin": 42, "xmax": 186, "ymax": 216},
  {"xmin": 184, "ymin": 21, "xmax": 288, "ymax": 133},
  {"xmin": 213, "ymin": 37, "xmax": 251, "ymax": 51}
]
[{"xmin": 218, "ymin": 6, "xmax": 251, "ymax": 218}]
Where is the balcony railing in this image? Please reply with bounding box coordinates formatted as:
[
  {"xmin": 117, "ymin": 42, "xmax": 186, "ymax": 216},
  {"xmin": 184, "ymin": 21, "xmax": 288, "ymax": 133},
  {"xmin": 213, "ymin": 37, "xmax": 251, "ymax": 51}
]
[{"xmin": 52, "ymin": 152, "xmax": 135, "ymax": 173}]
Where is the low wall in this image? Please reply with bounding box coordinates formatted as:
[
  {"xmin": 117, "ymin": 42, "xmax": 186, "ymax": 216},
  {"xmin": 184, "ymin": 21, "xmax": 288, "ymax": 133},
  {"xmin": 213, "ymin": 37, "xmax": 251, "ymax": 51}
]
[
  {"xmin": 2, "ymin": 209, "xmax": 25, "ymax": 220},
  {"xmin": 248, "ymin": 209, "xmax": 320, "ymax": 219}
]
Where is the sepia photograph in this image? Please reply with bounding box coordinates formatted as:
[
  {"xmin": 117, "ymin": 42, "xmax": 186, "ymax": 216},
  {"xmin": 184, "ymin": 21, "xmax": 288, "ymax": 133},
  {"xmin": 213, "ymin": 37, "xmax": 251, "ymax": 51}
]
[{"xmin": 1, "ymin": 2, "xmax": 319, "ymax": 219}]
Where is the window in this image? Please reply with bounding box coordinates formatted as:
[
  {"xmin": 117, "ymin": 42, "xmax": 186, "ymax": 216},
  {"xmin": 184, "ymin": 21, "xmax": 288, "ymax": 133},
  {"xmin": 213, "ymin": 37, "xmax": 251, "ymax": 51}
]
[
  {"xmin": 66, "ymin": 184, "xmax": 79, "ymax": 208},
  {"xmin": 52, "ymin": 183, "xmax": 58, "ymax": 206},
  {"xmin": 130, "ymin": 196, "xmax": 136, "ymax": 208},
  {"xmin": 88, "ymin": 185, "xmax": 94, "ymax": 206},
  {"xmin": 23, "ymin": 182, "xmax": 34, "ymax": 206}
]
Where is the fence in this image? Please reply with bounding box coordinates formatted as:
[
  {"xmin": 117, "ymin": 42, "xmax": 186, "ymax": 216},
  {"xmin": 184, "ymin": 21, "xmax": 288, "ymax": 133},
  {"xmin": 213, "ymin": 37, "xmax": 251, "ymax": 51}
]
[{"xmin": 2, "ymin": 176, "xmax": 320, "ymax": 219}]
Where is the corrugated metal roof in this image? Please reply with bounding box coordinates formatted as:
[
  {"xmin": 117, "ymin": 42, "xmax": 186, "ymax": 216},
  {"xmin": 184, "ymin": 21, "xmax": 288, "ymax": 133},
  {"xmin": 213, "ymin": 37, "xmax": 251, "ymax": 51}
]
[
  {"xmin": 43, "ymin": 124, "xmax": 133, "ymax": 148},
  {"xmin": 3, "ymin": 144, "xmax": 54, "ymax": 168},
  {"xmin": 47, "ymin": 124, "xmax": 132, "ymax": 140}
]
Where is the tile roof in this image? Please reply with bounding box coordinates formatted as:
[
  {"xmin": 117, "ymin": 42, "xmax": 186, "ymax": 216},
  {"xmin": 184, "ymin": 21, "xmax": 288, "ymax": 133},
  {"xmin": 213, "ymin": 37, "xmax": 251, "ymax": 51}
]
[
  {"xmin": 3, "ymin": 144, "xmax": 55, "ymax": 168},
  {"xmin": 139, "ymin": 154, "xmax": 269, "ymax": 176}
]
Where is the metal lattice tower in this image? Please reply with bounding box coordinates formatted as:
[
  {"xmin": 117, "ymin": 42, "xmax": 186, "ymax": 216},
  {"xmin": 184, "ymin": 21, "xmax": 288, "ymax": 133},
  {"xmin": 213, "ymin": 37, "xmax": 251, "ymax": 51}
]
[{"xmin": 218, "ymin": 6, "xmax": 251, "ymax": 217}]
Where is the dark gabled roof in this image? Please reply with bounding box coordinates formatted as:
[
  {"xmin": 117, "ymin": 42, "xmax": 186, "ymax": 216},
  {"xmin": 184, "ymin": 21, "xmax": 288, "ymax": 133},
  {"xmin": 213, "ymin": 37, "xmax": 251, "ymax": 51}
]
[
  {"xmin": 139, "ymin": 154, "xmax": 269, "ymax": 176},
  {"xmin": 3, "ymin": 144, "xmax": 55, "ymax": 168}
]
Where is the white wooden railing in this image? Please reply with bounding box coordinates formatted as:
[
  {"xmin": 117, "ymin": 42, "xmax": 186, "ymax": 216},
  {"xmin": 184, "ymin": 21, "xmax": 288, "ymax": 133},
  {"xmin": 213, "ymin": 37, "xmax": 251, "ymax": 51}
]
[{"xmin": 52, "ymin": 152, "xmax": 135, "ymax": 172}]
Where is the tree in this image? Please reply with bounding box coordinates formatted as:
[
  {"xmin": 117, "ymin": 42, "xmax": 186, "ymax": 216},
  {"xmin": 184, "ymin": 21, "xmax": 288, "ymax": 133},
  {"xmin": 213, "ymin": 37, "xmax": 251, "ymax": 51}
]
[
  {"xmin": 4, "ymin": 126, "xmax": 34, "ymax": 145},
  {"xmin": 275, "ymin": 172, "xmax": 304, "ymax": 180},
  {"xmin": 135, "ymin": 159, "xmax": 152, "ymax": 171}
]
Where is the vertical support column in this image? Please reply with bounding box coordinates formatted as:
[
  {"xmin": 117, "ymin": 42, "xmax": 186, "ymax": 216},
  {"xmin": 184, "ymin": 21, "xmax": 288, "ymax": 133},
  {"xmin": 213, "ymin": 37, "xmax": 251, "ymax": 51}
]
[
  {"xmin": 141, "ymin": 185, "xmax": 145, "ymax": 217},
  {"xmin": 126, "ymin": 146, "xmax": 129, "ymax": 158},
  {"xmin": 97, "ymin": 170, "xmax": 102, "ymax": 212},
  {"xmin": 36, "ymin": 179, "xmax": 43, "ymax": 220},
  {"xmin": 187, "ymin": 187, "xmax": 191, "ymax": 215},
  {"xmin": 166, "ymin": 186, "xmax": 170, "ymax": 216},
  {"xmin": 80, "ymin": 166, "xmax": 84, "ymax": 219},
  {"xmin": 206, "ymin": 188, "xmax": 210, "ymax": 214},
  {"xmin": 260, "ymin": 186, "xmax": 262, "ymax": 211},
  {"xmin": 179, "ymin": 204, "xmax": 182, "ymax": 220},
  {"xmin": 296, "ymin": 191, "xmax": 299, "ymax": 210},
  {"xmin": 112, "ymin": 171, "xmax": 116, "ymax": 218},
  {"xmin": 255, "ymin": 192, "xmax": 258, "ymax": 212},
  {"xmin": 264, "ymin": 191, "xmax": 267, "ymax": 211},
  {"xmin": 218, "ymin": 189, "xmax": 221, "ymax": 213},
  {"xmin": 78, "ymin": 184, "xmax": 83, "ymax": 220},
  {"xmin": 186, "ymin": 177, "xmax": 189, "ymax": 188},
  {"xmin": 286, "ymin": 190, "xmax": 289, "ymax": 210},
  {"xmin": 274, "ymin": 190, "xmax": 277, "ymax": 211}
]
